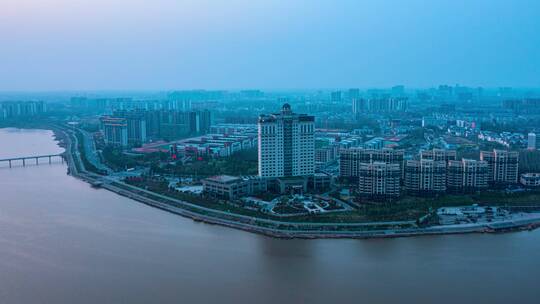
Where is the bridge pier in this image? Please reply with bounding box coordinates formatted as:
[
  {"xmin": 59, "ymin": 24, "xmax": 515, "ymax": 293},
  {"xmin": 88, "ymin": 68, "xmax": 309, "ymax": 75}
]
[
  {"xmin": 9, "ymin": 160, "xmax": 11, "ymax": 168},
  {"xmin": 49, "ymin": 156, "xmax": 52, "ymax": 164},
  {"xmin": 22, "ymin": 159, "xmax": 25, "ymax": 167},
  {"xmin": 35, "ymin": 157, "xmax": 39, "ymax": 165}
]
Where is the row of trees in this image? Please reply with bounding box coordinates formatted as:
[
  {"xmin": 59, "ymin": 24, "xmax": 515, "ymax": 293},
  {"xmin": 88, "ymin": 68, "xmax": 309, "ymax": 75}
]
[{"xmin": 171, "ymin": 148, "xmax": 258, "ymax": 177}]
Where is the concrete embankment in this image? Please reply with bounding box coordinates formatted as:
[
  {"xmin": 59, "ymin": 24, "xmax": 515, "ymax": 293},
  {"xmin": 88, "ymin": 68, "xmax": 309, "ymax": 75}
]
[{"xmin": 57, "ymin": 126, "xmax": 540, "ymax": 239}]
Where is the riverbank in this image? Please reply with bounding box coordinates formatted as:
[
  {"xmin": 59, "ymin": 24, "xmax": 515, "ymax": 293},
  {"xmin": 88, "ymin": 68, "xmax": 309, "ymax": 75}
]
[{"xmin": 52, "ymin": 126, "xmax": 540, "ymax": 239}]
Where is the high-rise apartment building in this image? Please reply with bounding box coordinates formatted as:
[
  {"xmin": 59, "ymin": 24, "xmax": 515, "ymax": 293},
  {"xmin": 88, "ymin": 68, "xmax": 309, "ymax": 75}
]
[
  {"xmin": 480, "ymin": 150, "xmax": 519, "ymax": 184},
  {"xmin": 420, "ymin": 149, "xmax": 457, "ymax": 163},
  {"xmin": 447, "ymin": 159, "xmax": 489, "ymax": 191},
  {"xmin": 0, "ymin": 101, "xmax": 47, "ymax": 120},
  {"xmin": 113, "ymin": 110, "xmax": 147, "ymax": 145},
  {"xmin": 352, "ymin": 98, "xmax": 365, "ymax": 116},
  {"xmin": 503, "ymin": 99, "xmax": 540, "ymax": 113},
  {"xmin": 358, "ymin": 162, "xmax": 401, "ymax": 198},
  {"xmin": 404, "ymin": 160, "xmax": 447, "ymax": 193},
  {"xmin": 347, "ymin": 88, "xmax": 360, "ymax": 100},
  {"xmin": 258, "ymin": 104, "xmax": 315, "ymax": 178},
  {"xmin": 352, "ymin": 98, "xmax": 408, "ymax": 113},
  {"xmin": 189, "ymin": 110, "xmax": 212, "ymax": 134},
  {"xmin": 100, "ymin": 117, "xmax": 128, "ymax": 146},
  {"xmin": 331, "ymin": 91, "xmax": 342, "ymax": 102},
  {"xmin": 528, "ymin": 133, "xmax": 539, "ymax": 150},
  {"xmin": 339, "ymin": 148, "xmax": 404, "ymax": 178}
]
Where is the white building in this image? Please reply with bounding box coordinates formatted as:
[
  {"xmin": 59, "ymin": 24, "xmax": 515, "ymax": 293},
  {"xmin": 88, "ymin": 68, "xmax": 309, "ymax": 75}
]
[
  {"xmin": 520, "ymin": 173, "xmax": 540, "ymax": 187},
  {"xmin": 447, "ymin": 159, "xmax": 489, "ymax": 191},
  {"xmin": 202, "ymin": 175, "xmax": 267, "ymax": 200},
  {"xmin": 258, "ymin": 104, "xmax": 315, "ymax": 178},
  {"xmin": 404, "ymin": 159, "xmax": 447, "ymax": 193},
  {"xmin": 100, "ymin": 116, "xmax": 128, "ymax": 146},
  {"xmin": 528, "ymin": 132, "xmax": 539, "ymax": 150},
  {"xmin": 420, "ymin": 149, "xmax": 457, "ymax": 163},
  {"xmin": 480, "ymin": 149, "xmax": 519, "ymax": 184},
  {"xmin": 339, "ymin": 147, "xmax": 404, "ymax": 178},
  {"xmin": 358, "ymin": 162, "xmax": 401, "ymax": 198}
]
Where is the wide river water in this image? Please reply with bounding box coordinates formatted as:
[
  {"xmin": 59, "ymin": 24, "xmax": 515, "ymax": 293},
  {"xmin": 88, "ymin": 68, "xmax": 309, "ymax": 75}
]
[{"xmin": 0, "ymin": 128, "xmax": 539, "ymax": 304}]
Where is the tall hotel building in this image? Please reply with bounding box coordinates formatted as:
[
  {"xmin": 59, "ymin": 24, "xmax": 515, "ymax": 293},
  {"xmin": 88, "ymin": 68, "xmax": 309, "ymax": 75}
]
[
  {"xmin": 258, "ymin": 104, "xmax": 315, "ymax": 178},
  {"xmin": 480, "ymin": 149, "xmax": 519, "ymax": 184}
]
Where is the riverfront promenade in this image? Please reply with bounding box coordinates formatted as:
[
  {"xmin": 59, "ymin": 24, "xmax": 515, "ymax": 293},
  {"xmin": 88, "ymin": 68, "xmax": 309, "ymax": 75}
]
[{"xmin": 57, "ymin": 125, "xmax": 540, "ymax": 239}]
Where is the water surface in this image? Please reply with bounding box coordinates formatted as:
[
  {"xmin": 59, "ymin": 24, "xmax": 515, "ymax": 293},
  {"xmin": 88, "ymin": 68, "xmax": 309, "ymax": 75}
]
[{"xmin": 0, "ymin": 128, "xmax": 538, "ymax": 304}]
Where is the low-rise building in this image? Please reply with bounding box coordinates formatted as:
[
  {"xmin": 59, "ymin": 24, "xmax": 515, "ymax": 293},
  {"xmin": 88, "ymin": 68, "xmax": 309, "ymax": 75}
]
[
  {"xmin": 202, "ymin": 175, "xmax": 267, "ymax": 200},
  {"xmin": 520, "ymin": 173, "xmax": 540, "ymax": 187},
  {"xmin": 309, "ymin": 172, "xmax": 333, "ymax": 192}
]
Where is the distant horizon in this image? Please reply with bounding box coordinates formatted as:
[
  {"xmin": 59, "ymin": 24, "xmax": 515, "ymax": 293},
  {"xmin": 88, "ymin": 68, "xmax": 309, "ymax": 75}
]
[{"xmin": 1, "ymin": 85, "xmax": 540, "ymax": 94}]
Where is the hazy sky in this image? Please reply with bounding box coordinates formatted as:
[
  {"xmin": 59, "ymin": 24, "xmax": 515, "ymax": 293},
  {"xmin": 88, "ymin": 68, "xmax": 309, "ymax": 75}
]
[{"xmin": 1, "ymin": 0, "xmax": 539, "ymax": 91}]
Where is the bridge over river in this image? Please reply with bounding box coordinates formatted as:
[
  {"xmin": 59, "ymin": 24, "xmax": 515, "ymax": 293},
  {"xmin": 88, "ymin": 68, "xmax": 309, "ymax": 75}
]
[{"xmin": 0, "ymin": 153, "xmax": 65, "ymax": 168}]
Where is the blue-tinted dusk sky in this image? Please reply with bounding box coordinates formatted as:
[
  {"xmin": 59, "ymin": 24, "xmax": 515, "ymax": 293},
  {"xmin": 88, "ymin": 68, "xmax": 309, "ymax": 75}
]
[{"xmin": 1, "ymin": 0, "xmax": 539, "ymax": 91}]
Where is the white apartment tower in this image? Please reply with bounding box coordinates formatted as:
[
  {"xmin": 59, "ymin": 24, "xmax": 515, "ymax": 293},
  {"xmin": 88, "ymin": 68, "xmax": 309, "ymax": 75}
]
[
  {"xmin": 258, "ymin": 104, "xmax": 315, "ymax": 178},
  {"xmin": 528, "ymin": 132, "xmax": 539, "ymax": 150},
  {"xmin": 480, "ymin": 149, "xmax": 519, "ymax": 184},
  {"xmin": 447, "ymin": 159, "xmax": 489, "ymax": 191},
  {"xmin": 404, "ymin": 159, "xmax": 447, "ymax": 193},
  {"xmin": 358, "ymin": 162, "xmax": 401, "ymax": 197}
]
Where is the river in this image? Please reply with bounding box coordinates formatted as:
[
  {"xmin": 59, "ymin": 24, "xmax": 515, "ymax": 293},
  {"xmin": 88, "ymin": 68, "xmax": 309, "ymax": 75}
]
[{"xmin": 0, "ymin": 128, "xmax": 538, "ymax": 304}]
